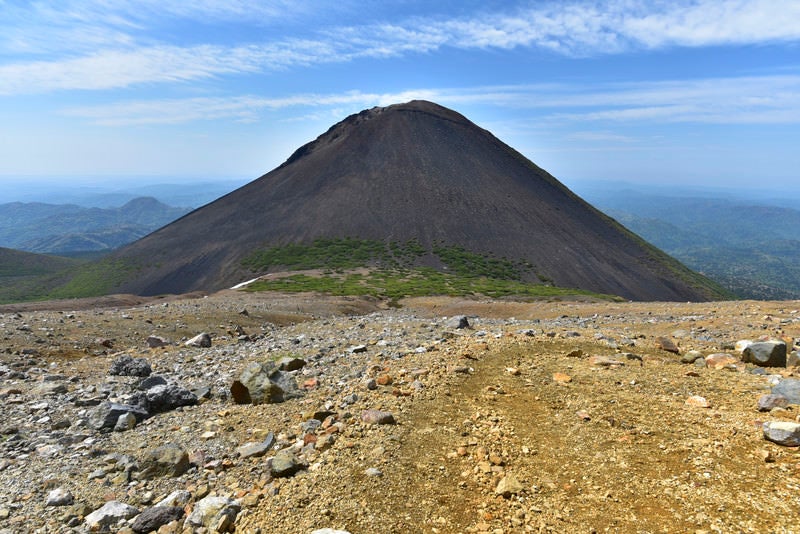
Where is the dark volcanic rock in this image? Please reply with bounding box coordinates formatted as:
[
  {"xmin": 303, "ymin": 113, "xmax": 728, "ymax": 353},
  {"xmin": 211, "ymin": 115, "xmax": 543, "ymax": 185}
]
[
  {"xmin": 109, "ymin": 354, "xmax": 152, "ymax": 377},
  {"xmin": 743, "ymin": 340, "xmax": 787, "ymax": 367},
  {"xmin": 143, "ymin": 383, "xmax": 198, "ymax": 413},
  {"xmin": 131, "ymin": 506, "xmax": 185, "ymax": 533}
]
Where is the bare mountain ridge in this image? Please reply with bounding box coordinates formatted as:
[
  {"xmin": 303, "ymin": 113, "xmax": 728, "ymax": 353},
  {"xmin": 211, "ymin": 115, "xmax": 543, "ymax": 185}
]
[{"xmin": 107, "ymin": 100, "xmax": 720, "ymax": 301}]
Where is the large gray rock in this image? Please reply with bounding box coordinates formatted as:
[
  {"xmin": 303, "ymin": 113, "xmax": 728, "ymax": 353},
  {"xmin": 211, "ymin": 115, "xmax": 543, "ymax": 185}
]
[
  {"xmin": 89, "ymin": 402, "xmax": 149, "ymax": 431},
  {"xmin": 144, "ymin": 384, "xmax": 198, "ymax": 413},
  {"xmin": 772, "ymin": 378, "xmax": 800, "ymax": 404},
  {"xmin": 136, "ymin": 443, "xmax": 189, "ymax": 479},
  {"xmin": 109, "ymin": 354, "xmax": 152, "ymax": 377},
  {"xmin": 743, "ymin": 340, "xmax": 787, "ymax": 367},
  {"xmin": 186, "ymin": 496, "xmax": 241, "ymax": 532},
  {"xmin": 230, "ymin": 362, "xmax": 303, "ymax": 404},
  {"xmin": 131, "ymin": 506, "xmax": 184, "ymax": 533},
  {"xmin": 84, "ymin": 501, "xmax": 139, "ymax": 531},
  {"xmin": 763, "ymin": 421, "xmax": 800, "ymax": 446}
]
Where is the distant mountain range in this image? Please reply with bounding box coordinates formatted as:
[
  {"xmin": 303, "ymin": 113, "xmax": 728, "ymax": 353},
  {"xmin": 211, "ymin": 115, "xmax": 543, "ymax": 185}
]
[
  {"xmin": 0, "ymin": 197, "xmax": 191, "ymax": 254},
  {"xmin": 580, "ymin": 189, "xmax": 800, "ymax": 300}
]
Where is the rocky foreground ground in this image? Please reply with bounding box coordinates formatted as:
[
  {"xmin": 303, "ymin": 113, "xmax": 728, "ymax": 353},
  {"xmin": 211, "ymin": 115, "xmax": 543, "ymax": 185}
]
[{"xmin": 1, "ymin": 291, "xmax": 800, "ymax": 533}]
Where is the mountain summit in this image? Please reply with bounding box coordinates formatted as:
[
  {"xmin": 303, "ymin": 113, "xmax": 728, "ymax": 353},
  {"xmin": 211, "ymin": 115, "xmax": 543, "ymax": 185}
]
[{"xmin": 105, "ymin": 101, "xmax": 720, "ymax": 301}]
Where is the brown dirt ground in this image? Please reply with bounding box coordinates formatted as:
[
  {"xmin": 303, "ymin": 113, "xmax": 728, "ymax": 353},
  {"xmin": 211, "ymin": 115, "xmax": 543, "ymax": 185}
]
[{"xmin": 6, "ymin": 292, "xmax": 800, "ymax": 533}]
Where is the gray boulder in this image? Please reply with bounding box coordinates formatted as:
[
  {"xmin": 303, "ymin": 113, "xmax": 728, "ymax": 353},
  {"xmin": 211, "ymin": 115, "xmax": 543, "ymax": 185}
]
[
  {"xmin": 230, "ymin": 362, "xmax": 303, "ymax": 404},
  {"xmin": 758, "ymin": 394, "xmax": 790, "ymax": 412},
  {"xmin": 84, "ymin": 501, "xmax": 139, "ymax": 531},
  {"xmin": 146, "ymin": 335, "xmax": 170, "ymax": 348},
  {"xmin": 131, "ymin": 506, "xmax": 184, "ymax": 533},
  {"xmin": 270, "ymin": 449, "xmax": 306, "ymax": 478},
  {"xmin": 89, "ymin": 402, "xmax": 149, "ymax": 431},
  {"xmin": 45, "ymin": 487, "xmax": 74, "ymax": 507},
  {"xmin": 772, "ymin": 378, "xmax": 800, "ymax": 404},
  {"xmin": 114, "ymin": 412, "xmax": 138, "ymax": 432},
  {"xmin": 136, "ymin": 443, "xmax": 189, "ymax": 479},
  {"xmin": 446, "ymin": 315, "xmax": 470, "ymax": 329},
  {"xmin": 109, "ymin": 354, "xmax": 152, "ymax": 377},
  {"xmin": 185, "ymin": 333, "xmax": 212, "ymax": 348},
  {"xmin": 144, "ymin": 384, "xmax": 198, "ymax": 413},
  {"xmin": 743, "ymin": 340, "xmax": 787, "ymax": 367},
  {"xmin": 763, "ymin": 421, "xmax": 800, "ymax": 446},
  {"xmin": 185, "ymin": 496, "xmax": 241, "ymax": 532},
  {"xmin": 137, "ymin": 375, "xmax": 167, "ymax": 390}
]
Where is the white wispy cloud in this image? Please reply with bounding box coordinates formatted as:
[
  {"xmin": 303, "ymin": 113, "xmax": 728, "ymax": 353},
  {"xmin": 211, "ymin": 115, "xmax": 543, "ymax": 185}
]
[
  {"xmin": 62, "ymin": 75, "xmax": 800, "ymax": 126},
  {"xmin": 2, "ymin": 1, "xmax": 799, "ymax": 96}
]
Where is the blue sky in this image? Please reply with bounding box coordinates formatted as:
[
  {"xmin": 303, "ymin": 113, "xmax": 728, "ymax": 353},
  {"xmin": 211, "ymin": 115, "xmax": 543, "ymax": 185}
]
[{"xmin": 1, "ymin": 0, "xmax": 799, "ymax": 193}]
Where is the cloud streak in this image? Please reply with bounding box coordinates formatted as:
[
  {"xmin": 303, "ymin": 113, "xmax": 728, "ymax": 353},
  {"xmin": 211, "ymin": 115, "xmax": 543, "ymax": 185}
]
[
  {"xmin": 62, "ymin": 75, "xmax": 800, "ymax": 126},
  {"xmin": 2, "ymin": 1, "xmax": 799, "ymax": 96}
]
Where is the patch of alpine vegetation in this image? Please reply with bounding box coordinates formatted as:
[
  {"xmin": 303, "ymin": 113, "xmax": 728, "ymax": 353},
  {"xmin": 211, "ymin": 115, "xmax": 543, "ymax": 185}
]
[
  {"xmin": 47, "ymin": 258, "xmax": 142, "ymax": 300},
  {"xmin": 240, "ymin": 238, "xmax": 590, "ymax": 300}
]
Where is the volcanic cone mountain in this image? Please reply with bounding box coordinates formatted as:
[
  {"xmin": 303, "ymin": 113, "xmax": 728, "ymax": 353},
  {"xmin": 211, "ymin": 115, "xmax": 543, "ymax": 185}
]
[{"xmin": 102, "ymin": 101, "xmax": 721, "ymax": 301}]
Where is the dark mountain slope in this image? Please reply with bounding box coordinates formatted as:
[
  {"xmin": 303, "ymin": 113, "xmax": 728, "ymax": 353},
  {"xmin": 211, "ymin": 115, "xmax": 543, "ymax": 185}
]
[{"xmin": 105, "ymin": 101, "xmax": 721, "ymax": 301}]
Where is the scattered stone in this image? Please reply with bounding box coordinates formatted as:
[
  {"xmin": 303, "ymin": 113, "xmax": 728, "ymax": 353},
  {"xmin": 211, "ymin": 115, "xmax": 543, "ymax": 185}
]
[
  {"xmin": 137, "ymin": 443, "xmax": 189, "ymax": 479},
  {"xmin": 277, "ymin": 356, "xmax": 306, "ymax": 371},
  {"xmin": 114, "ymin": 412, "xmax": 138, "ymax": 432},
  {"xmin": 143, "ymin": 383, "xmax": 198, "ymax": 413},
  {"xmin": 311, "ymin": 530, "xmax": 352, "ymax": 534},
  {"xmin": 89, "ymin": 402, "xmax": 149, "ymax": 431},
  {"xmin": 185, "ymin": 332, "xmax": 212, "ymax": 348},
  {"xmin": 364, "ymin": 467, "xmax": 383, "ymax": 477},
  {"xmin": 588, "ymin": 355, "xmax": 625, "ymax": 367},
  {"xmin": 45, "ymin": 487, "xmax": 73, "ymax": 506},
  {"xmin": 131, "ymin": 506, "xmax": 184, "ymax": 533},
  {"xmin": 155, "ymin": 490, "xmax": 192, "ymax": 508},
  {"xmin": 137, "ymin": 375, "xmax": 168, "ymax": 390},
  {"xmin": 685, "ymin": 395, "xmax": 711, "ymax": 408},
  {"xmin": 109, "ymin": 354, "xmax": 152, "ymax": 377},
  {"xmin": 495, "ymin": 474, "xmax": 525, "ymax": 497},
  {"xmin": 186, "ymin": 496, "xmax": 241, "ymax": 532},
  {"xmin": 349, "ymin": 344, "xmax": 368, "ymax": 354},
  {"xmin": 230, "ymin": 362, "xmax": 304, "ymax": 404},
  {"xmin": 361, "ymin": 410, "xmax": 396, "ymax": 425},
  {"xmin": 270, "ymin": 449, "xmax": 305, "ymax": 478},
  {"xmin": 763, "ymin": 421, "xmax": 800, "ymax": 447},
  {"xmin": 445, "ymin": 315, "xmax": 470, "ymax": 329},
  {"xmin": 84, "ymin": 501, "xmax": 140, "ymax": 531},
  {"xmin": 704, "ymin": 353, "xmax": 739, "ymax": 370},
  {"xmin": 758, "ymin": 394, "xmax": 790, "ymax": 412},
  {"xmin": 743, "ymin": 340, "xmax": 787, "ymax": 367},
  {"xmin": 622, "ymin": 353, "xmax": 643, "ymax": 363},
  {"xmin": 772, "ymin": 378, "xmax": 800, "ymax": 404},
  {"xmin": 146, "ymin": 335, "xmax": 169, "ymax": 348},
  {"xmin": 656, "ymin": 337, "xmax": 680, "ymax": 354},
  {"xmin": 681, "ymin": 350, "xmax": 704, "ymax": 364},
  {"xmin": 237, "ymin": 433, "xmax": 275, "ymax": 458},
  {"xmin": 552, "ymin": 372, "xmax": 572, "ymax": 384}
]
